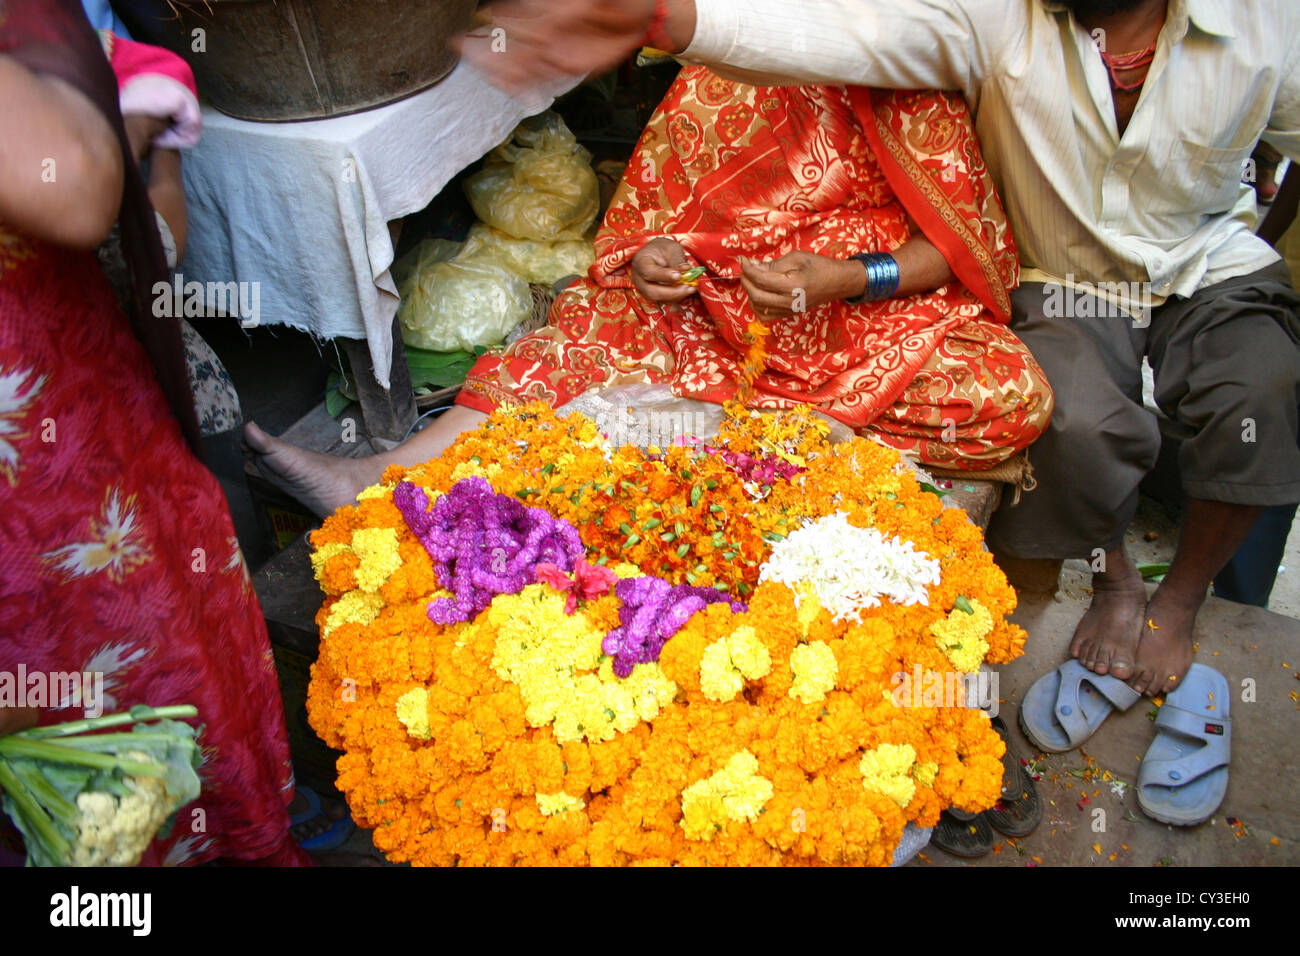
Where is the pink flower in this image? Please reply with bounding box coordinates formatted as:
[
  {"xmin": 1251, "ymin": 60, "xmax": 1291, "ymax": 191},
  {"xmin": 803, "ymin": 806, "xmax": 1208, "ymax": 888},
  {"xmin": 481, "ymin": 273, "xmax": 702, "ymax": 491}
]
[{"xmin": 534, "ymin": 559, "xmax": 619, "ymax": 614}]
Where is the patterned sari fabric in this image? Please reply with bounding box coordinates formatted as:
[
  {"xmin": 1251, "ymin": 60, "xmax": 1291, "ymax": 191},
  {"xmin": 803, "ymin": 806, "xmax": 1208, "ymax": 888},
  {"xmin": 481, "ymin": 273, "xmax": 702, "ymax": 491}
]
[
  {"xmin": 0, "ymin": 227, "xmax": 307, "ymax": 866},
  {"xmin": 461, "ymin": 68, "xmax": 1053, "ymax": 468}
]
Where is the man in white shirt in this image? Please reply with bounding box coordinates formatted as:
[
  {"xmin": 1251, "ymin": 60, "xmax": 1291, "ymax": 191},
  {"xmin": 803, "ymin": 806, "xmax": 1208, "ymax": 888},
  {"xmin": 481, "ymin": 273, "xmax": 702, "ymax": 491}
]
[{"xmin": 463, "ymin": 0, "xmax": 1300, "ymax": 700}]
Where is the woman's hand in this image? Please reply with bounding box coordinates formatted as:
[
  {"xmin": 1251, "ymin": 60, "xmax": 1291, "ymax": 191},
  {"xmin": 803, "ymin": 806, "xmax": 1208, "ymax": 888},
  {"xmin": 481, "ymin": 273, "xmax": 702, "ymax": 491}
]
[
  {"xmin": 631, "ymin": 237, "xmax": 698, "ymax": 305},
  {"xmin": 0, "ymin": 707, "xmax": 38, "ymax": 738},
  {"xmin": 739, "ymin": 251, "xmax": 865, "ymax": 320}
]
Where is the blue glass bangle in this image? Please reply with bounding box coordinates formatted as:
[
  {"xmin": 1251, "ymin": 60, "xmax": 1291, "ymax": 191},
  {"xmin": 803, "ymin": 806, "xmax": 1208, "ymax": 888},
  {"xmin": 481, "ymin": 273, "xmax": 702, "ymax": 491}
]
[{"xmin": 848, "ymin": 253, "xmax": 901, "ymax": 303}]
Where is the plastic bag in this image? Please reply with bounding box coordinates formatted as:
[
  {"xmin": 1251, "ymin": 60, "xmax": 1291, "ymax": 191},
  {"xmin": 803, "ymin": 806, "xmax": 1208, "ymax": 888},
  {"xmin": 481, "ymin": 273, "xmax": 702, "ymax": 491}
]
[
  {"xmin": 556, "ymin": 384, "xmax": 856, "ymax": 448},
  {"xmin": 394, "ymin": 238, "xmax": 532, "ymax": 352},
  {"xmin": 464, "ymin": 112, "xmax": 600, "ymax": 242},
  {"xmin": 462, "ymin": 223, "xmax": 595, "ymax": 287}
]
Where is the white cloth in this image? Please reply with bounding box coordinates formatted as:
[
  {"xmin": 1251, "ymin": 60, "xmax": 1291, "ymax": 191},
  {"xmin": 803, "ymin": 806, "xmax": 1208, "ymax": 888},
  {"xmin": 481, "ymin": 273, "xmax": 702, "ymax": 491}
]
[
  {"xmin": 179, "ymin": 60, "xmax": 578, "ymax": 388},
  {"xmin": 684, "ymin": 0, "xmax": 1300, "ymax": 316}
]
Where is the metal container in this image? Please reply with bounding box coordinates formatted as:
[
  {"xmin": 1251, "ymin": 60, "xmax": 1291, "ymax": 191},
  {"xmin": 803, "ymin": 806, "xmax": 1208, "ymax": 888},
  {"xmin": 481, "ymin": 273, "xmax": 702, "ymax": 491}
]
[{"xmin": 114, "ymin": 0, "xmax": 479, "ymax": 122}]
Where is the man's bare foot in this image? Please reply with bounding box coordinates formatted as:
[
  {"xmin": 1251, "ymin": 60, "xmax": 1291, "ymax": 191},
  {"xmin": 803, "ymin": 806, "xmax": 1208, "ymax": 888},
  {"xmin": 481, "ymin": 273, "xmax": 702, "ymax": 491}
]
[
  {"xmin": 1069, "ymin": 549, "xmax": 1147, "ymax": 681},
  {"xmin": 243, "ymin": 421, "xmax": 384, "ymax": 518},
  {"xmin": 1129, "ymin": 585, "xmax": 1199, "ymax": 698}
]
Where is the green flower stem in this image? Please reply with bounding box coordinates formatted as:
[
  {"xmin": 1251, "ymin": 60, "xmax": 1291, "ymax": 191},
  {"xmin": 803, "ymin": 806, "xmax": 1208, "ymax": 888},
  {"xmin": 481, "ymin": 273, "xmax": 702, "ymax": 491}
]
[
  {"xmin": 7, "ymin": 759, "xmax": 77, "ymax": 820},
  {"xmin": 0, "ymin": 759, "xmax": 71, "ymax": 861},
  {"xmin": 36, "ymin": 732, "xmax": 191, "ymax": 751},
  {"xmin": 19, "ymin": 705, "xmax": 198, "ymax": 740},
  {"xmin": 0, "ymin": 738, "xmax": 166, "ymax": 778}
]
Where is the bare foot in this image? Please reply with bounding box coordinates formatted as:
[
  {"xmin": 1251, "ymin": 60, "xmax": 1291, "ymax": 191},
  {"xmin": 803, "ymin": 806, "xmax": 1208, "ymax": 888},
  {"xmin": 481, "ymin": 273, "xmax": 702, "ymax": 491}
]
[
  {"xmin": 244, "ymin": 421, "xmax": 383, "ymax": 517},
  {"xmin": 1069, "ymin": 551, "xmax": 1147, "ymax": 681},
  {"xmin": 1128, "ymin": 585, "xmax": 1198, "ymax": 697}
]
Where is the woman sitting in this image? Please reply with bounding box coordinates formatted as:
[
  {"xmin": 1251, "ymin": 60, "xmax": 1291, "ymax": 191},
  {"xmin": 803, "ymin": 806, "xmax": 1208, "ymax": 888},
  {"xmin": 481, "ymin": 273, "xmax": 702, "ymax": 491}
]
[{"xmin": 247, "ymin": 67, "xmax": 1053, "ymax": 516}]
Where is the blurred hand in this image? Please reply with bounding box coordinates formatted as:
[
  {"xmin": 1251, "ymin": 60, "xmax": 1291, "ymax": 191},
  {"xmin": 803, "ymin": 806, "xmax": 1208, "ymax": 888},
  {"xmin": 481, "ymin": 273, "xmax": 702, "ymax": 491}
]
[
  {"xmin": 459, "ymin": 0, "xmax": 695, "ymax": 93},
  {"xmin": 739, "ymin": 251, "xmax": 865, "ymax": 320},
  {"xmin": 631, "ymin": 237, "xmax": 697, "ymax": 304}
]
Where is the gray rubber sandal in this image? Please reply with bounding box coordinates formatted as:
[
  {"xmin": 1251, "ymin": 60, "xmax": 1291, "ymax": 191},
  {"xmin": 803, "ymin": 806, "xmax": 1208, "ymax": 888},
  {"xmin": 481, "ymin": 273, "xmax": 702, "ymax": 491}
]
[
  {"xmin": 1137, "ymin": 663, "xmax": 1230, "ymax": 826},
  {"xmin": 1018, "ymin": 659, "xmax": 1142, "ymax": 753}
]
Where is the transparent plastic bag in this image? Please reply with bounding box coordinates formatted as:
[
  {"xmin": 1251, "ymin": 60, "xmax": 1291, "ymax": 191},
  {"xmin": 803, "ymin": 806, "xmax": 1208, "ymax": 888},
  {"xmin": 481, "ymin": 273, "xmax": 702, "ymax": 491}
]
[
  {"xmin": 464, "ymin": 112, "xmax": 600, "ymax": 242},
  {"xmin": 556, "ymin": 384, "xmax": 855, "ymax": 448},
  {"xmin": 462, "ymin": 223, "xmax": 595, "ymax": 286},
  {"xmin": 394, "ymin": 238, "xmax": 532, "ymax": 352}
]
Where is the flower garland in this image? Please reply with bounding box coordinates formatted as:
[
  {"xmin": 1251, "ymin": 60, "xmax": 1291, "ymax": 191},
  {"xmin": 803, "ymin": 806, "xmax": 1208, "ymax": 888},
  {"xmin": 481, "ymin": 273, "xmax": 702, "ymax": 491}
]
[{"xmin": 306, "ymin": 403, "xmax": 1025, "ymax": 866}]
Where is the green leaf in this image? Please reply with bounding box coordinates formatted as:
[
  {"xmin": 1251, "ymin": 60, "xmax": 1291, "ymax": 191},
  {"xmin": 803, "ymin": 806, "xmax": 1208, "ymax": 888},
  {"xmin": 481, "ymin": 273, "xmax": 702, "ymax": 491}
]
[
  {"xmin": 1137, "ymin": 562, "xmax": 1170, "ymax": 581},
  {"xmin": 690, "ymin": 485, "xmax": 703, "ymax": 508},
  {"xmin": 954, "ymin": 595, "xmax": 974, "ymax": 615}
]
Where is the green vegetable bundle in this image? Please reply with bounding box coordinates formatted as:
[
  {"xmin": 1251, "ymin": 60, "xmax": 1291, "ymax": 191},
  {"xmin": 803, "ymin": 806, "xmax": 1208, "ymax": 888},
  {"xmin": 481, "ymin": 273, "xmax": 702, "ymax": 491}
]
[{"xmin": 0, "ymin": 705, "xmax": 202, "ymax": 866}]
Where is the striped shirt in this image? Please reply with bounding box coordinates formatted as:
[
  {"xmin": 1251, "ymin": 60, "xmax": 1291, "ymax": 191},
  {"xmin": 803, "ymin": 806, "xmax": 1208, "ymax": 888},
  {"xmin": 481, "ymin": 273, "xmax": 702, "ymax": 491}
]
[{"xmin": 683, "ymin": 0, "xmax": 1300, "ymax": 310}]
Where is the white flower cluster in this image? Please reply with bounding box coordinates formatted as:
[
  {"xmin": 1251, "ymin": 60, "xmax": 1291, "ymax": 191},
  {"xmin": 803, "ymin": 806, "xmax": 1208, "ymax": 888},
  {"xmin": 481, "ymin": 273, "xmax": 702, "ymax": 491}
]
[{"xmin": 759, "ymin": 512, "xmax": 941, "ymax": 621}]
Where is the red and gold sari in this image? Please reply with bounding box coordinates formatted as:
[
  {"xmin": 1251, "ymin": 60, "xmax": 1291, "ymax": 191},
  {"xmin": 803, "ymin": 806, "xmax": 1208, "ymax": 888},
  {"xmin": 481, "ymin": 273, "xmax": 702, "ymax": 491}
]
[{"xmin": 460, "ymin": 67, "xmax": 1052, "ymax": 468}]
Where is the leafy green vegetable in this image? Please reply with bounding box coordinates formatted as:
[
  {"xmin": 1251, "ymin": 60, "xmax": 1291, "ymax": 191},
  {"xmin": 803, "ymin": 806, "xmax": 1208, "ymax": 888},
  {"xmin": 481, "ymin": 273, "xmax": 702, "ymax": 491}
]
[{"xmin": 0, "ymin": 705, "xmax": 202, "ymax": 866}]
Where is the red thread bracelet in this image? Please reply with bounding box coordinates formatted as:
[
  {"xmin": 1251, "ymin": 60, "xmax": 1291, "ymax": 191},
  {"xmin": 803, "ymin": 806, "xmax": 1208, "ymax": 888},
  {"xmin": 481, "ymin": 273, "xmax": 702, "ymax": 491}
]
[{"xmin": 643, "ymin": 0, "xmax": 672, "ymax": 51}]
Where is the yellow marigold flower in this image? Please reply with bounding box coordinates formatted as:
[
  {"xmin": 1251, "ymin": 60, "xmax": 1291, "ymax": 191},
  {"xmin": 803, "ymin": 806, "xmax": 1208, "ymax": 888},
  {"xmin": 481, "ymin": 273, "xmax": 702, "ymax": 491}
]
[
  {"xmin": 788, "ymin": 642, "xmax": 838, "ymax": 704},
  {"xmin": 536, "ymin": 791, "xmax": 585, "ymax": 816},
  {"xmin": 324, "ymin": 590, "xmax": 386, "ymax": 638},
  {"xmin": 912, "ymin": 761, "xmax": 939, "ymax": 788},
  {"xmin": 350, "ymin": 527, "xmax": 402, "ymax": 593},
  {"xmin": 357, "ymin": 482, "xmax": 393, "ymax": 502},
  {"xmin": 859, "ymin": 743, "xmax": 918, "ymax": 808},
  {"xmin": 396, "ymin": 687, "xmax": 431, "ymax": 740},
  {"xmin": 699, "ymin": 626, "xmax": 772, "ymax": 701},
  {"xmin": 488, "ymin": 586, "xmax": 675, "ymax": 744},
  {"xmin": 931, "ymin": 598, "xmax": 993, "ymax": 674},
  {"xmin": 451, "ymin": 459, "xmax": 503, "ymax": 484},
  {"xmin": 681, "ymin": 750, "xmax": 773, "ymax": 842},
  {"xmin": 794, "ymin": 584, "xmax": 823, "ymax": 638}
]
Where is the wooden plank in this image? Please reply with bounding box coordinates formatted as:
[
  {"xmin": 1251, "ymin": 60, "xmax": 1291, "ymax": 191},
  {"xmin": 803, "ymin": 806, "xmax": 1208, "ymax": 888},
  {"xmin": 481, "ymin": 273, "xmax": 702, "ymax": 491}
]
[{"xmin": 342, "ymin": 315, "xmax": 417, "ymax": 442}]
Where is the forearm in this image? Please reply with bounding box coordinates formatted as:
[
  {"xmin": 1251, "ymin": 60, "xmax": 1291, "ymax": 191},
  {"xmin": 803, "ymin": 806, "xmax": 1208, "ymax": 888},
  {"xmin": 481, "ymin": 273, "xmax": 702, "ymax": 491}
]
[
  {"xmin": 147, "ymin": 149, "xmax": 188, "ymax": 262},
  {"xmin": 891, "ymin": 233, "xmax": 956, "ymax": 298},
  {"xmin": 1258, "ymin": 163, "xmax": 1299, "ymax": 248},
  {"xmin": 838, "ymin": 234, "xmax": 956, "ymax": 302},
  {"xmin": 669, "ymin": 0, "xmax": 1007, "ymax": 95},
  {"xmin": 0, "ymin": 56, "xmax": 124, "ymax": 248}
]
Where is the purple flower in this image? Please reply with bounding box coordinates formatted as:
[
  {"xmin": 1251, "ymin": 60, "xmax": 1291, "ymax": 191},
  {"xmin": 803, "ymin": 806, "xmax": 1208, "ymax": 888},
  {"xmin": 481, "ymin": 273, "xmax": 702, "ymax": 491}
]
[
  {"xmin": 603, "ymin": 576, "xmax": 745, "ymax": 678},
  {"xmin": 394, "ymin": 478, "xmax": 585, "ymax": 625}
]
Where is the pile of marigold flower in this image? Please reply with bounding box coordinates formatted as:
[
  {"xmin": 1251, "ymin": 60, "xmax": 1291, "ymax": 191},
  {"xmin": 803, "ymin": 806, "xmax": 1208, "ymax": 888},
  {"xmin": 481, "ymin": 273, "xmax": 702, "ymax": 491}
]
[{"xmin": 305, "ymin": 402, "xmax": 1025, "ymax": 866}]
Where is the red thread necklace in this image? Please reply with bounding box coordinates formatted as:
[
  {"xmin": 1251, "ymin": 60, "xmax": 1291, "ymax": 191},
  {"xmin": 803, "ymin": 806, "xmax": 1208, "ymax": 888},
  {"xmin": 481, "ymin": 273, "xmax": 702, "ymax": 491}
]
[{"xmin": 1101, "ymin": 42, "xmax": 1157, "ymax": 92}]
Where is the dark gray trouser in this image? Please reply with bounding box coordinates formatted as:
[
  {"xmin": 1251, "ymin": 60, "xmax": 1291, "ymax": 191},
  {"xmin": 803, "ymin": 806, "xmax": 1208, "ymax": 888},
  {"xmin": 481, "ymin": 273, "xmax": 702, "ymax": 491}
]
[{"xmin": 986, "ymin": 261, "xmax": 1300, "ymax": 560}]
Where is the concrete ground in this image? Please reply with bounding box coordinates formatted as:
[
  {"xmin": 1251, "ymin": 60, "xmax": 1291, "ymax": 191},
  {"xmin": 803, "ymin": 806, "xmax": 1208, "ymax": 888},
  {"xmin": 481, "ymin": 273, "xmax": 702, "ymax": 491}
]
[{"xmin": 912, "ymin": 587, "xmax": 1299, "ymax": 867}]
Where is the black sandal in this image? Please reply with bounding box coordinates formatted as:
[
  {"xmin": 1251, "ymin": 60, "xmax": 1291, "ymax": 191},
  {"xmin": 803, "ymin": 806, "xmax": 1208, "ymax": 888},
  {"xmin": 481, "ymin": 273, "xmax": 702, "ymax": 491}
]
[
  {"xmin": 986, "ymin": 715, "xmax": 1043, "ymax": 838},
  {"xmin": 931, "ymin": 807, "xmax": 995, "ymax": 858}
]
